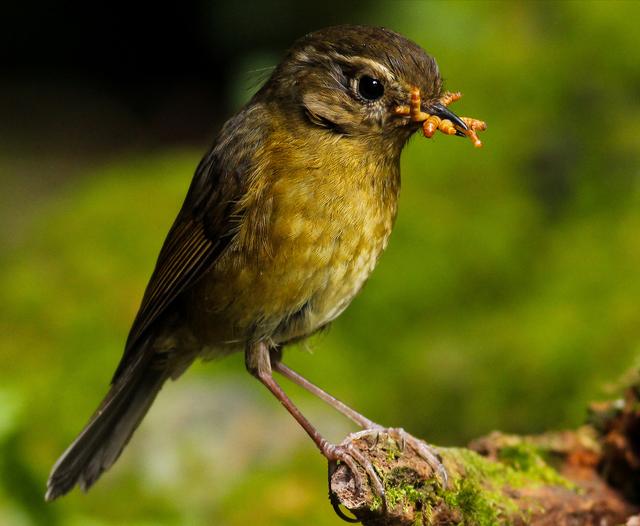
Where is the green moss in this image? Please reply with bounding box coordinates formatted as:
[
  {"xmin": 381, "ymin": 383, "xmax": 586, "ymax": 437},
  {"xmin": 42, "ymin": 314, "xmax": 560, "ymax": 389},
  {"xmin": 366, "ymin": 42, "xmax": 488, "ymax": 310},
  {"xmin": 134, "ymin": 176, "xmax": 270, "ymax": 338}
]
[
  {"xmin": 447, "ymin": 446, "xmax": 573, "ymax": 491},
  {"xmin": 379, "ymin": 465, "xmax": 512, "ymax": 525},
  {"xmin": 370, "ymin": 495, "xmax": 383, "ymax": 512},
  {"xmin": 441, "ymin": 477, "xmax": 508, "ymax": 526},
  {"xmin": 384, "ymin": 467, "xmax": 430, "ymax": 511},
  {"xmin": 440, "ymin": 446, "xmax": 574, "ymax": 524},
  {"xmin": 373, "ymin": 446, "xmax": 576, "ymax": 524},
  {"xmin": 496, "ymin": 443, "xmax": 574, "ymax": 489},
  {"xmin": 384, "ymin": 436, "xmax": 402, "ymax": 463}
]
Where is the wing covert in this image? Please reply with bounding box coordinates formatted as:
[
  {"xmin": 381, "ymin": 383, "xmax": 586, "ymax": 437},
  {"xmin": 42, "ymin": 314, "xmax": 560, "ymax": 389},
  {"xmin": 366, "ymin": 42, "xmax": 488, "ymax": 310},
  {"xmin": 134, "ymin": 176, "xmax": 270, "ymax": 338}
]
[{"xmin": 113, "ymin": 153, "xmax": 244, "ymax": 381}]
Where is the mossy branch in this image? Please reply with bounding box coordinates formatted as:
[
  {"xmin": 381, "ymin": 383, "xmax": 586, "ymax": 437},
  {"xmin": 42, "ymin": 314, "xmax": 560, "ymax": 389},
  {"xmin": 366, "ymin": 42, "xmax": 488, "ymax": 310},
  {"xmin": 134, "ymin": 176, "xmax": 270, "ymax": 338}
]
[{"xmin": 329, "ymin": 385, "xmax": 640, "ymax": 525}]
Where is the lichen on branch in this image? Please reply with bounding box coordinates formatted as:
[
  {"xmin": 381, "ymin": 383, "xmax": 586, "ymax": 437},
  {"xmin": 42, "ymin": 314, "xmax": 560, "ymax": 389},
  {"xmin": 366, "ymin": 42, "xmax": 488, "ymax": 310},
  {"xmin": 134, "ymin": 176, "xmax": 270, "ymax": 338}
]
[{"xmin": 329, "ymin": 421, "xmax": 636, "ymax": 525}]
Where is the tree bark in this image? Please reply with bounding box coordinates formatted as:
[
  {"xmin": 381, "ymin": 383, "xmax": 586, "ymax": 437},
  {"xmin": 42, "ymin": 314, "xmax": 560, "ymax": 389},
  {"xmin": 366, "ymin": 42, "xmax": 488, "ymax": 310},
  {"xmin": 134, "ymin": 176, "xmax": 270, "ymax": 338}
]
[{"xmin": 329, "ymin": 384, "xmax": 640, "ymax": 525}]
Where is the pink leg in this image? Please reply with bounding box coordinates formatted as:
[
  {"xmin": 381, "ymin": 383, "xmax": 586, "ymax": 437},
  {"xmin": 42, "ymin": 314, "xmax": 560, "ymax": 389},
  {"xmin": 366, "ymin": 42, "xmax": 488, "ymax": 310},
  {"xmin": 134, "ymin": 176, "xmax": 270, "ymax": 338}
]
[
  {"xmin": 273, "ymin": 361, "xmax": 381, "ymax": 430},
  {"xmin": 271, "ymin": 355, "xmax": 448, "ymax": 487},
  {"xmin": 245, "ymin": 342, "xmax": 386, "ymax": 498}
]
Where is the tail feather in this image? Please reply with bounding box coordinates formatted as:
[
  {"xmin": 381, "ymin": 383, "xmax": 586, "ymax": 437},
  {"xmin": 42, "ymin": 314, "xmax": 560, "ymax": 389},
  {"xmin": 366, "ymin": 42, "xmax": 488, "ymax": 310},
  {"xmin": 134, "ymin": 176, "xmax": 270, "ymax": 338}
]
[{"xmin": 45, "ymin": 350, "xmax": 168, "ymax": 501}]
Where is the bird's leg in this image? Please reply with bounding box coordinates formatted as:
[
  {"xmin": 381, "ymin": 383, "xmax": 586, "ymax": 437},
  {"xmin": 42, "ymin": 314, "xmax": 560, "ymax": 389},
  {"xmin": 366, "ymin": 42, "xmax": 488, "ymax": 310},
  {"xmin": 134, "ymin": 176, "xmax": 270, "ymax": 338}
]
[
  {"xmin": 273, "ymin": 360, "xmax": 381, "ymax": 430},
  {"xmin": 270, "ymin": 356, "xmax": 448, "ymax": 488},
  {"xmin": 246, "ymin": 342, "xmax": 386, "ymax": 501}
]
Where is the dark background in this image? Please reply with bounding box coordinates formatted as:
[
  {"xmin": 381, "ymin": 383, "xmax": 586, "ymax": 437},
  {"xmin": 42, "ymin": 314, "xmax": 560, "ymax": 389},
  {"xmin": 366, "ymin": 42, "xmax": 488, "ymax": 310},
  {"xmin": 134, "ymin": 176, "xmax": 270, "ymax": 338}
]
[
  {"xmin": 2, "ymin": 1, "xmax": 640, "ymax": 524},
  {"xmin": 2, "ymin": 1, "xmax": 368, "ymax": 147}
]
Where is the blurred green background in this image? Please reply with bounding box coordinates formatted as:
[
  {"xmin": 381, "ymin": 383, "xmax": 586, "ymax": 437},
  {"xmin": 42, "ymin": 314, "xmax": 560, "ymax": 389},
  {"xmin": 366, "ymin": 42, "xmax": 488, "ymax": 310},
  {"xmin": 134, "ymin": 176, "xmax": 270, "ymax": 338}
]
[{"xmin": 2, "ymin": 0, "xmax": 640, "ymax": 524}]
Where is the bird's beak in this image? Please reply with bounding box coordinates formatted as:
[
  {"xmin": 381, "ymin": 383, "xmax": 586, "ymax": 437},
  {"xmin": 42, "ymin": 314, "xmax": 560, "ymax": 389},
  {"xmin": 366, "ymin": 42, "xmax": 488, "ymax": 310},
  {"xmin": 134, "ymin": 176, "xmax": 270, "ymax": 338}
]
[{"xmin": 427, "ymin": 102, "xmax": 468, "ymax": 133}]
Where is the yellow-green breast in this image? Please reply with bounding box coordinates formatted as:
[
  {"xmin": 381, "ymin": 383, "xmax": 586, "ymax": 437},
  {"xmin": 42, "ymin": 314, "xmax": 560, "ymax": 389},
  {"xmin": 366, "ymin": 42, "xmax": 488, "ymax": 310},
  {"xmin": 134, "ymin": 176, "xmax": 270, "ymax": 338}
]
[{"xmin": 185, "ymin": 115, "xmax": 401, "ymax": 351}]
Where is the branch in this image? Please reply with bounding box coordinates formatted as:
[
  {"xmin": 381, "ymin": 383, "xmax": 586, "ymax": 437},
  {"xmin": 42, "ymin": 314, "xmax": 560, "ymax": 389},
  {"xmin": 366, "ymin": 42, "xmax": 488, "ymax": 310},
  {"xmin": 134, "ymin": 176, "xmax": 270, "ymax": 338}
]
[{"xmin": 329, "ymin": 385, "xmax": 640, "ymax": 525}]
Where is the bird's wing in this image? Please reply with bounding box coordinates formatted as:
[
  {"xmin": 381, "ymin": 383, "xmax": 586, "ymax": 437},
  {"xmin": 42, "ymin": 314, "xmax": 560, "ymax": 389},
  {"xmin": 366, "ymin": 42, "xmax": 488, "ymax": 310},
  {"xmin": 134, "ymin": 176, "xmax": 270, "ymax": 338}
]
[{"xmin": 112, "ymin": 151, "xmax": 244, "ymax": 381}]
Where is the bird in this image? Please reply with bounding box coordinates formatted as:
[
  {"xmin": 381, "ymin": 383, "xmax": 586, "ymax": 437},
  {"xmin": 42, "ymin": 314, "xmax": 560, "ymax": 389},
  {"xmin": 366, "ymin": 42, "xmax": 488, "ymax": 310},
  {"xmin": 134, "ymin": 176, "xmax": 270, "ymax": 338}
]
[{"xmin": 45, "ymin": 24, "xmax": 486, "ymax": 502}]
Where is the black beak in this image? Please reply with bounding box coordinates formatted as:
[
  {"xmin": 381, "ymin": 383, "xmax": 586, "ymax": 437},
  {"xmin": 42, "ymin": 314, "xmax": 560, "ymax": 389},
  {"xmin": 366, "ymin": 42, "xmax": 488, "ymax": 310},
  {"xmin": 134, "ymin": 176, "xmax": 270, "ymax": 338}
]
[{"xmin": 428, "ymin": 102, "xmax": 468, "ymax": 135}]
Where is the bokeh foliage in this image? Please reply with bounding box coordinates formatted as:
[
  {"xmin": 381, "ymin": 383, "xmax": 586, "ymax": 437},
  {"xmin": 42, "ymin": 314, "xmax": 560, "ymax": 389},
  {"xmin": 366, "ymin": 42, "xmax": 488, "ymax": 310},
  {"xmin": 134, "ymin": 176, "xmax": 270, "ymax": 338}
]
[{"xmin": 2, "ymin": 1, "xmax": 640, "ymax": 524}]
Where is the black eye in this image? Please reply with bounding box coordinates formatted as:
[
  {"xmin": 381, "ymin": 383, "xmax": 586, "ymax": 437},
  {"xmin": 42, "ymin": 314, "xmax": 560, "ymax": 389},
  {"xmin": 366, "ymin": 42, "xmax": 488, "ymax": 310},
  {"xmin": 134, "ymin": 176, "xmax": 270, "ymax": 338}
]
[{"xmin": 358, "ymin": 76, "xmax": 384, "ymax": 101}]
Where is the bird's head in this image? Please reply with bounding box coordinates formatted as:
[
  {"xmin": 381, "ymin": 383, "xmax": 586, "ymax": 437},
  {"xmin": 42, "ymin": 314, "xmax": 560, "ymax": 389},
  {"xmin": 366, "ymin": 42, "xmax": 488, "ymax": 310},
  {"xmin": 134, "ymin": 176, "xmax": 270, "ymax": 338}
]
[{"xmin": 257, "ymin": 25, "xmax": 470, "ymax": 150}]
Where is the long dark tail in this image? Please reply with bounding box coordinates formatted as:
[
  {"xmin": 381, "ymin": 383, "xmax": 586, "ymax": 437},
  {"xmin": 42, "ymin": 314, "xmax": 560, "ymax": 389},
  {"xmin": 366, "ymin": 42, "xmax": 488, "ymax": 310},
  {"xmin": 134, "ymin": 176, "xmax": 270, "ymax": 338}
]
[{"xmin": 45, "ymin": 347, "xmax": 169, "ymax": 501}]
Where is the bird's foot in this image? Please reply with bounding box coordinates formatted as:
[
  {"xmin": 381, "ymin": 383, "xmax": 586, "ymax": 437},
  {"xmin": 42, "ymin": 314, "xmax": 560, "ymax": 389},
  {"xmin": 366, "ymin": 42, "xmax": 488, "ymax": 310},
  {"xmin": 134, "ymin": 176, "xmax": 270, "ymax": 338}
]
[
  {"xmin": 328, "ymin": 428, "xmax": 448, "ymax": 522},
  {"xmin": 324, "ymin": 435, "xmax": 386, "ymax": 522},
  {"xmin": 384, "ymin": 427, "xmax": 448, "ymax": 488},
  {"xmin": 324, "ymin": 438, "xmax": 386, "ymax": 497}
]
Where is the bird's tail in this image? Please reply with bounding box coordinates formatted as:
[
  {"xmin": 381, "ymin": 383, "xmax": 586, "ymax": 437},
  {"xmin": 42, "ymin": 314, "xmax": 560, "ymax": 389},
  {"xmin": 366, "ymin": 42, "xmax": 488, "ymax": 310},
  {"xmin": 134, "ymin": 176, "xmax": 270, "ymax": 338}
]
[{"xmin": 45, "ymin": 346, "xmax": 169, "ymax": 501}]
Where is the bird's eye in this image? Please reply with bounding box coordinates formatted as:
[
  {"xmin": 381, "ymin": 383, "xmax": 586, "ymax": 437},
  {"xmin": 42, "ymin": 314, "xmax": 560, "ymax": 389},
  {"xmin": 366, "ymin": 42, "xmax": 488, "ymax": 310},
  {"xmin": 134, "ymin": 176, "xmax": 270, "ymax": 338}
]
[{"xmin": 358, "ymin": 76, "xmax": 384, "ymax": 101}]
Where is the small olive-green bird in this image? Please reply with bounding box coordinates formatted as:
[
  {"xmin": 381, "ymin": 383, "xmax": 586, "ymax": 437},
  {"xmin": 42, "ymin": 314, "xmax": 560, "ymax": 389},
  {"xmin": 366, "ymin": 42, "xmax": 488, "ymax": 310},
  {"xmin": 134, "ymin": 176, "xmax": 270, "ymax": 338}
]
[{"xmin": 46, "ymin": 25, "xmax": 481, "ymax": 501}]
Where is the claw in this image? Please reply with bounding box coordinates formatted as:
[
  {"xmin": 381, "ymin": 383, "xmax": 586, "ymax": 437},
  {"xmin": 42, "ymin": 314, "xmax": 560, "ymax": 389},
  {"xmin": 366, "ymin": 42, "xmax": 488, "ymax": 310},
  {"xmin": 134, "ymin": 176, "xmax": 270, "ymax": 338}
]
[
  {"xmin": 326, "ymin": 436, "xmax": 387, "ymax": 523},
  {"xmin": 329, "ymin": 461, "xmax": 361, "ymax": 523},
  {"xmin": 324, "ymin": 438, "xmax": 386, "ymax": 499},
  {"xmin": 346, "ymin": 442, "xmax": 385, "ymax": 499},
  {"xmin": 329, "ymin": 428, "xmax": 448, "ymax": 522},
  {"xmin": 330, "ymin": 499, "xmax": 360, "ymax": 524},
  {"xmin": 389, "ymin": 427, "xmax": 448, "ymax": 488}
]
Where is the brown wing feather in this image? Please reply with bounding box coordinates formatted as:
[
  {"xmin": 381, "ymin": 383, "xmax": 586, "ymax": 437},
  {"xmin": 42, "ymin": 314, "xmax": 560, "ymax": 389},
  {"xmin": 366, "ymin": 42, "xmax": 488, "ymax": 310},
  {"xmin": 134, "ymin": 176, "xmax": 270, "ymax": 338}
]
[
  {"xmin": 112, "ymin": 152, "xmax": 244, "ymax": 382},
  {"xmin": 110, "ymin": 102, "xmax": 270, "ymax": 382},
  {"xmin": 124, "ymin": 220, "xmax": 217, "ymax": 349}
]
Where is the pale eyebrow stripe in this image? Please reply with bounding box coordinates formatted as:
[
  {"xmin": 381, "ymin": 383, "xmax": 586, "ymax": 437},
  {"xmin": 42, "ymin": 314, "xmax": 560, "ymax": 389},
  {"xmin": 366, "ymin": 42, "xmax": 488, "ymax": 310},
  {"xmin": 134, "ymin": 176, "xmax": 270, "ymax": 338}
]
[
  {"xmin": 339, "ymin": 55, "xmax": 395, "ymax": 80},
  {"xmin": 294, "ymin": 46, "xmax": 396, "ymax": 80}
]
